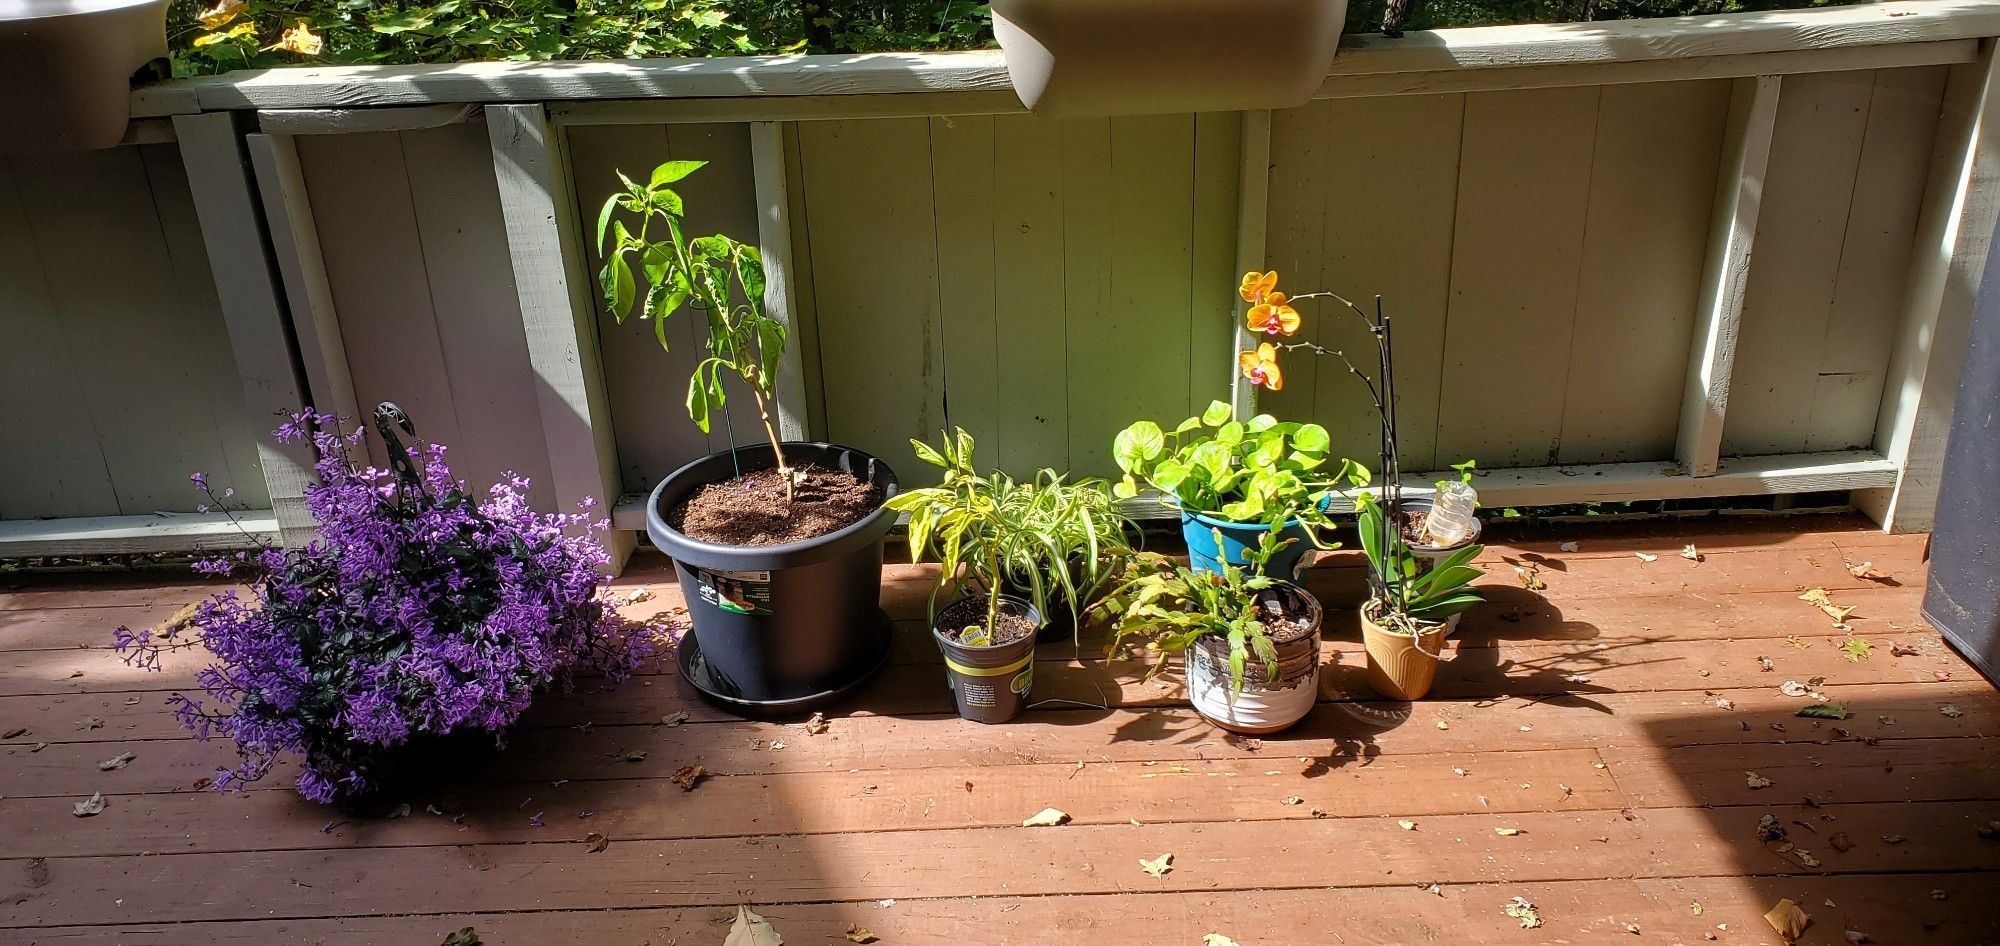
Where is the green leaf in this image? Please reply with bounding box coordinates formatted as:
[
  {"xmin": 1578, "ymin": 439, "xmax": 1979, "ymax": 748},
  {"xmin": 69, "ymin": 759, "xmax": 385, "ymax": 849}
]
[
  {"xmin": 911, "ymin": 438, "xmax": 947, "ymax": 468},
  {"xmin": 595, "ymin": 194, "xmax": 620, "ymax": 252},
  {"xmin": 601, "ymin": 249, "xmax": 636, "ymax": 320},
  {"xmin": 1796, "ymin": 702, "xmax": 1850, "ymax": 720},
  {"xmin": 736, "ymin": 245, "xmax": 765, "ymax": 301},
  {"xmin": 650, "ymin": 159, "xmax": 707, "ymax": 186},
  {"xmin": 686, "ymin": 365, "xmax": 711, "ymax": 432},
  {"xmin": 756, "ymin": 318, "xmax": 786, "ymax": 392},
  {"xmin": 1291, "ymin": 423, "xmax": 1332, "ymax": 454},
  {"xmin": 1200, "ymin": 400, "xmax": 1233, "ymax": 426},
  {"xmin": 689, "ymin": 235, "xmax": 732, "ymax": 261}
]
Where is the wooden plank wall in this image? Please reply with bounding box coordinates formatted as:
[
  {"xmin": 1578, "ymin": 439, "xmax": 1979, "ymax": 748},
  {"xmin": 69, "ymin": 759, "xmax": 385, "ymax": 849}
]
[
  {"xmin": 1724, "ymin": 67, "xmax": 1949, "ymax": 456},
  {"xmin": 790, "ymin": 112, "xmax": 1243, "ymax": 482},
  {"xmin": 1264, "ymin": 68, "xmax": 1946, "ymax": 472},
  {"xmin": 0, "ymin": 145, "xmax": 269, "ymax": 520},
  {"xmin": 563, "ymin": 123, "xmax": 770, "ymax": 496},
  {"xmin": 293, "ymin": 124, "xmax": 555, "ymax": 508}
]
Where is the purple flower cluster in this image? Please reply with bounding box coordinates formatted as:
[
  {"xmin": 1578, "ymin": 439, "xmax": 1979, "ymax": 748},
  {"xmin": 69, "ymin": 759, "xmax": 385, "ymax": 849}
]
[{"xmin": 115, "ymin": 411, "xmax": 652, "ymax": 804}]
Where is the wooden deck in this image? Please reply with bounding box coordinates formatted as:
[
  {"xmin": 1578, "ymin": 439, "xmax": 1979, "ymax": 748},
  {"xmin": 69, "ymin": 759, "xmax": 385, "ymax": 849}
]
[{"xmin": 1, "ymin": 514, "xmax": 1995, "ymax": 944}]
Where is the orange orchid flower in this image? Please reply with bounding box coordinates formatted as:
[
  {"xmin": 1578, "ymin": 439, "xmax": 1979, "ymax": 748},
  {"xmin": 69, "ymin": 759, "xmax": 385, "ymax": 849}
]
[
  {"xmin": 1239, "ymin": 271, "xmax": 1278, "ymax": 304},
  {"xmin": 1247, "ymin": 291, "xmax": 1301, "ymax": 336},
  {"xmin": 1239, "ymin": 343, "xmax": 1284, "ymax": 392}
]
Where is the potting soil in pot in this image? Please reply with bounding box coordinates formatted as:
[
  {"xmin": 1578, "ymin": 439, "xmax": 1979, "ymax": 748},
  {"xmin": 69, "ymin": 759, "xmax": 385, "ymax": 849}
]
[
  {"xmin": 939, "ymin": 608, "xmax": 1037, "ymax": 647},
  {"xmin": 671, "ymin": 464, "xmax": 882, "ymax": 545}
]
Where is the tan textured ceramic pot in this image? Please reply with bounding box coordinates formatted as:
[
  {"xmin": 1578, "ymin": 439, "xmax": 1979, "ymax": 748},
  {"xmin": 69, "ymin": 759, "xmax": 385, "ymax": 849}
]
[
  {"xmin": 0, "ymin": 0, "xmax": 169, "ymax": 153},
  {"xmin": 990, "ymin": 0, "xmax": 1348, "ymax": 116},
  {"xmin": 1360, "ymin": 603, "xmax": 1457, "ymax": 701}
]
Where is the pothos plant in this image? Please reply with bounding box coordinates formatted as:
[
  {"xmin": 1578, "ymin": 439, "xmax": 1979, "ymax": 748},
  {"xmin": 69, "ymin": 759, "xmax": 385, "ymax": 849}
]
[
  {"xmin": 1094, "ymin": 528, "xmax": 1297, "ymax": 695},
  {"xmin": 1112, "ymin": 399, "xmax": 1369, "ymax": 528},
  {"xmin": 597, "ymin": 160, "xmax": 797, "ymax": 498}
]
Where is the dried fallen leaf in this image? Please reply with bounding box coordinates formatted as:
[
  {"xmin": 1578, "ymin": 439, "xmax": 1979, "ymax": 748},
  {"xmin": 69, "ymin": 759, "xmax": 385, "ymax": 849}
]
[
  {"xmin": 1765, "ymin": 898, "xmax": 1810, "ymax": 943},
  {"xmin": 1746, "ymin": 772, "xmax": 1773, "ymax": 790},
  {"xmin": 1138, "ymin": 852, "xmax": 1174, "ymax": 877},
  {"xmin": 1756, "ymin": 814, "xmax": 1787, "ymax": 842},
  {"xmin": 1451, "ymin": 766, "xmax": 1469, "ymax": 777},
  {"xmin": 1504, "ymin": 895, "xmax": 1543, "ymax": 929},
  {"xmin": 660, "ymin": 710, "xmax": 689, "ymax": 727},
  {"xmin": 1515, "ymin": 564, "xmax": 1545, "ymax": 591},
  {"xmin": 1635, "ymin": 552, "xmax": 1659, "ymax": 563},
  {"xmin": 1797, "ymin": 703, "xmax": 1850, "ymax": 720},
  {"xmin": 1202, "ymin": 935, "xmax": 1239, "ymax": 946},
  {"xmin": 1846, "ymin": 561, "xmax": 1890, "ymax": 581},
  {"xmin": 388, "ymin": 802, "xmax": 411, "ymax": 819},
  {"xmin": 1281, "ymin": 795, "xmax": 1303, "ymax": 806},
  {"xmin": 1758, "ymin": 655, "xmax": 1776, "ymax": 672},
  {"xmin": 265, "ymin": 19, "xmax": 324, "ymax": 54},
  {"xmin": 1843, "ymin": 930, "xmax": 1871, "ymax": 944},
  {"xmin": 1780, "ymin": 680, "xmax": 1811, "ymax": 698},
  {"xmin": 1435, "ymin": 719, "xmax": 1449, "ymax": 730},
  {"xmin": 1494, "ymin": 827, "xmax": 1521, "ymax": 837},
  {"xmin": 670, "ymin": 764, "xmax": 707, "ymax": 791},
  {"xmin": 1940, "ymin": 703, "xmax": 1964, "ymax": 718},
  {"xmin": 96, "ymin": 752, "xmax": 135, "ymax": 771},
  {"xmin": 1840, "ymin": 637, "xmax": 1873, "ymax": 662},
  {"xmin": 1, "ymin": 727, "xmax": 25, "ymax": 739},
  {"xmin": 1397, "ymin": 819, "xmax": 1417, "ymax": 831},
  {"xmin": 1021, "ymin": 807, "xmax": 1070, "ymax": 827},
  {"xmin": 1829, "ymin": 831, "xmax": 1853, "ymax": 853},
  {"xmin": 1889, "ymin": 642, "xmax": 1921, "ymax": 657},
  {"xmin": 724, "ymin": 904, "xmax": 783, "ymax": 946},
  {"xmin": 1682, "ymin": 544, "xmax": 1703, "ymax": 562},
  {"xmin": 1559, "ymin": 541, "xmax": 1579, "ymax": 552},
  {"xmin": 844, "ymin": 926, "xmax": 879, "ymax": 944},
  {"xmin": 583, "ymin": 831, "xmax": 609, "ymax": 853},
  {"xmin": 1798, "ymin": 587, "xmax": 1856, "ymax": 624},
  {"xmin": 804, "ymin": 712, "xmax": 830, "ymax": 735},
  {"xmin": 440, "ymin": 928, "xmax": 482, "ymax": 946},
  {"xmin": 624, "ymin": 587, "xmax": 655, "ymax": 604},
  {"xmin": 72, "ymin": 793, "xmax": 105, "ymax": 817}
]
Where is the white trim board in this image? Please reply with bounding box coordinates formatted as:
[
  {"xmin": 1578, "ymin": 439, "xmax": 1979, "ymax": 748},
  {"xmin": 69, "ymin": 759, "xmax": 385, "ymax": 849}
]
[
  {"xmin": 608, "ymin": 450, "xmax": 1896, "ymax": 532},
  {"xmin": 130, "ymin": 1, "xmax": 2000, "ymax": 116},
  {"xmin": 0, "ymin": 512, "xmax": 279, "ymax": 558}
]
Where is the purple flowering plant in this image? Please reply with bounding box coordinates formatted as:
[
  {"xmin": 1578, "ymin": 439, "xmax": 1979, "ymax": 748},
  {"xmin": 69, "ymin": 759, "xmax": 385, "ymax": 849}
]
[{"xmin": 115, "ymin": 410, "xmax": 653, "ymax": 804}]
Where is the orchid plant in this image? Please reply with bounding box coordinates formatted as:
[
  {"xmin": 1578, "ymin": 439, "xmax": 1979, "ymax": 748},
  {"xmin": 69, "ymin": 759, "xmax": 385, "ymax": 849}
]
[
  {"xmin": 1235, "ymin": 269, "xmax": 1485, "ymax": 632},
  {"xmin": 597, "ymin": 161, "xmax": 796, "ymax": 498}
]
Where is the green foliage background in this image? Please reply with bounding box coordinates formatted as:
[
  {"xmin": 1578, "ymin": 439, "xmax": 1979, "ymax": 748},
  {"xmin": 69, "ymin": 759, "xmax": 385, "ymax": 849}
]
[{"xmin": 169, "ymin": 0, "xmax": 1855, "ymax": 77}]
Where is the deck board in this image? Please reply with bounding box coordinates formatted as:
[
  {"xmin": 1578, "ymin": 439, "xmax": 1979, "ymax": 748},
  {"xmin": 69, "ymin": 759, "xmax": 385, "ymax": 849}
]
[{"xmin": 0, "ymin": 514, "xmax": 1993, "ymax": 945}]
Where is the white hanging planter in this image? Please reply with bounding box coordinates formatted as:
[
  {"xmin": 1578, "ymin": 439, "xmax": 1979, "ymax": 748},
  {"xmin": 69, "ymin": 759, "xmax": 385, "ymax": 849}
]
[
  {"xmin": 990, "ymin": 0, "xmax": 1349, "ymax": 117},
  {"xmin": 0, "ymin": 0, "xmax": 170, "ymax": 153}
]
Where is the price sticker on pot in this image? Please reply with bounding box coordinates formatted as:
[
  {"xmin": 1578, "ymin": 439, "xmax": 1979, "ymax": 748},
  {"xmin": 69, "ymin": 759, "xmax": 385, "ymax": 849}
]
[{"xmin": 694, "ymin": 568, "xmax": 774, "ymax": 616}]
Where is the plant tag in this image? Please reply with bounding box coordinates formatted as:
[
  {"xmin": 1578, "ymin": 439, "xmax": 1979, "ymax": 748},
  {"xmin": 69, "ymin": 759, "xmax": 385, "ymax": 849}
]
[{"xmin": 693, "ymin": 568, "xmax": 773, "ymax": 616}]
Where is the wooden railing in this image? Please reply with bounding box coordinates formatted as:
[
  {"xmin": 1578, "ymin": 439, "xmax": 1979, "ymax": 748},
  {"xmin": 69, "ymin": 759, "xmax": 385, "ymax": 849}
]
[{"xmin": 4, "ymin": 0, "xmax": 1998, "ymax": 562}]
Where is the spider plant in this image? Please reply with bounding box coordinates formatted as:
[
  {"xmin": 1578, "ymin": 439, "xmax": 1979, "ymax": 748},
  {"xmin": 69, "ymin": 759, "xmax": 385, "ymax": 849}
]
[{"xmin": 883, "ymin": 429, "xmax": 1137, "ymax": 643}]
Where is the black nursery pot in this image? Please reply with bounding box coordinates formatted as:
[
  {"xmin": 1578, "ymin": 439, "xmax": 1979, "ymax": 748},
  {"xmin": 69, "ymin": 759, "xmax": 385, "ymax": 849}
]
[
  {"xmin": 647, "ymin": 442, "xmax": 899, "ymax": 717},
  {"xmin": 932, "ymin": 594, "xmax": 1041, "ymax": 724}
]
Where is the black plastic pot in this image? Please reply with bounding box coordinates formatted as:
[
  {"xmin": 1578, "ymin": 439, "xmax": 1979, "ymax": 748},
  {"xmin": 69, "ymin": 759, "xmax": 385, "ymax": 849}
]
[
  {"xmin": 932, "ymin": 595, "xmax": 1041, "ymax": 723},
  {"xmin": 647, "ymin": 442, "xmax": 899, "ymax": 717}
]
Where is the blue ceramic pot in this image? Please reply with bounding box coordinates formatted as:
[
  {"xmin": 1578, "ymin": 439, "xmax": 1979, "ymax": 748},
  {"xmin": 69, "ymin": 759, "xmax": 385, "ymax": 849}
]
[{"xmin": 1179, "ymin": 504, "xmax": 1315, "ymax": 578}]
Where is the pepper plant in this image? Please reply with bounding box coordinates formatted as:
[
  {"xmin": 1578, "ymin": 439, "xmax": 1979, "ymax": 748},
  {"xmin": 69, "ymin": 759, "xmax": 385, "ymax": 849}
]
[{"xmin": 597, "ymin": 160, "xmax": 796, "ymax": 498}]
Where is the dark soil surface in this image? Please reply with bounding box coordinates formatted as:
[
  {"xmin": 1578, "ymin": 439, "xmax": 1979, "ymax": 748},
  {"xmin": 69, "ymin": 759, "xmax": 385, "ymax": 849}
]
[
  {"xmin": 1399, "ymin": 508, "xmax": 1432, "ymax": 545},
  {"xmin": 1258, "ymin": 612, "xmax": 1316, "ymax": 645},
  {"xmin": 941, "ymin": 608, "xmax": 1037, "ymax": 647},
  {"xmin": 671, "ymin": 464, "xmax": 882, "ymax": 546}
]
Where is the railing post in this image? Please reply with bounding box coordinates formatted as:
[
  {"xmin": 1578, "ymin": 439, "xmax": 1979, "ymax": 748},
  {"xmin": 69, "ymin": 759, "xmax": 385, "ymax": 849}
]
[
  {"xmin": 485, "ymin": 103, "xmax": 635, "ymax": 569},
  {"xmin": 748, "ymin": 120, "xmax": 812, "ymax": 442},
  {"xmin": 1858, "ymin": 40, "xmax": 2000, "ymax": 533},
  {"xmin": 1676, "ymin": 75, "xmax": 1781, "ymax": 477},
  {"xmin": 244, "ymin": 131, "xmax": 364, "ymax": 434},
  {"xmin": 1230, "ymin": 109, "xmax": 1273, "ymax": 420},
  {"xmin": 171, "ymin": 112, "xmax": 320, "ymax": 548}
]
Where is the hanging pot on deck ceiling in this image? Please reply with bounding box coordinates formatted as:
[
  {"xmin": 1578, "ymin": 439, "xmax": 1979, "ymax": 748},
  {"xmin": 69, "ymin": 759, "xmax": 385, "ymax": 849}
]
[
  {"xmin": 0, "ymin": 0, "xmax": 170, "ymax": 153},
  {"xmin": 990, "ymin": 0, "xmax": 1349, "ymax": 117},
  {"xmin": 647, "ymin": 442, "xmax": 899, "ymax": 718}
]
